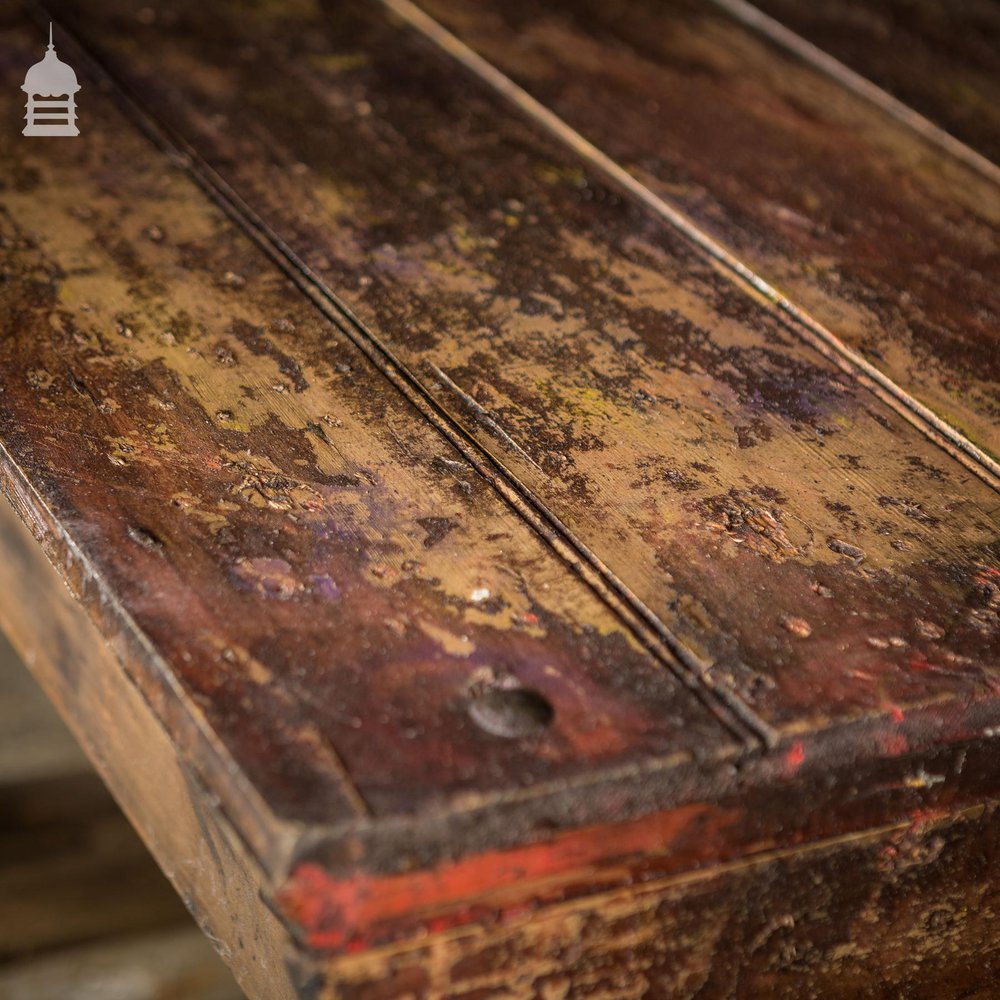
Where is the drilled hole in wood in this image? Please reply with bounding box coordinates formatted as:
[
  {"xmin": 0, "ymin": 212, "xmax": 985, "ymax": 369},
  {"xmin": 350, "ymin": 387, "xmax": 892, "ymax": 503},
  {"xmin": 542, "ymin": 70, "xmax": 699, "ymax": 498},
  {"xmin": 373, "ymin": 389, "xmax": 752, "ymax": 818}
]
[
  {"xmin": 127, "ymin": 525, "xmax": 165, "ymax": 552},
  {"xmin": 468, "ymin": 686, "xmax": 554, "ymax": 738}
]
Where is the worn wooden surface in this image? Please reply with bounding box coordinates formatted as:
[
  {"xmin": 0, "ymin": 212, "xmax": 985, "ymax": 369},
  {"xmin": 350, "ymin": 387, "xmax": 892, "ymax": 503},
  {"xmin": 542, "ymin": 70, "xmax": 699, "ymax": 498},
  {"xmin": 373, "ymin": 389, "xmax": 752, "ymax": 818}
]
[
  {"xmin": 310, "ymin": 803, "xmax": 1000, "ymax": 999},
  {"xmin": 32, "ymin": 0, "xmax": 1000, "ymax": 740},
  {"xmin": 0, "ymin": 493, "xmax": 293, "ymax": 999},
  {"xmin": 0, "ymin": 5, "xmax": 737, "ymax": 839},
  {"xmin": 0, "ymin": 0, "xmax": 999, "ymax": 996}
]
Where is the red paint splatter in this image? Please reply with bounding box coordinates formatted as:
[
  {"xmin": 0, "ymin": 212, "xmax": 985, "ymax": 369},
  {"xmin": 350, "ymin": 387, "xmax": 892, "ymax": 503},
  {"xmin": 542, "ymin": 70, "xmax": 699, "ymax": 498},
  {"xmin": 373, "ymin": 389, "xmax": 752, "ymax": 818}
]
[
  {"xmin": 880, "ymin": 732, "xmax": 909, "ymax": 756},
  {"xmin": 909, "ymin": 806, "xmax": 947, "ymax": 827},
  {"xmin": 784, "ymin": 741, "xmax": 806, "ymax": 773},
  {"xmin": 277, "ymin": 802, "xmax": 718, "ymax": 951}
]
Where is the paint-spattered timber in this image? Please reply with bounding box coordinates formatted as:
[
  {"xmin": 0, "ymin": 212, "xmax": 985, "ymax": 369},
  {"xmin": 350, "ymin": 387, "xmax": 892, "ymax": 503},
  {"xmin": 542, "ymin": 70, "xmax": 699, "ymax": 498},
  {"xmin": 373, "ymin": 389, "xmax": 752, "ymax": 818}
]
[
  {"xmin": 3, "ymin": 1, "xmax": 1000, "ymax": 994},
  {"xmin": 43, "ymin": 0, "xmax": 1000, "ymax": 738},
  {"xmin": 314, "ymin": 803, "xmax": 1000, "ymax": 998}
]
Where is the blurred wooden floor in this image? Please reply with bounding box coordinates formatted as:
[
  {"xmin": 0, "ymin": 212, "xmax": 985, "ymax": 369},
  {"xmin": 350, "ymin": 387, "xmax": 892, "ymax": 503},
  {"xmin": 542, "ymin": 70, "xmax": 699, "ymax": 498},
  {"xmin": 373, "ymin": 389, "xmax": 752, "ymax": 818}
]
[{"xmin": 0, "ymin": 631, "xmax": 243, "ymax": 1000}]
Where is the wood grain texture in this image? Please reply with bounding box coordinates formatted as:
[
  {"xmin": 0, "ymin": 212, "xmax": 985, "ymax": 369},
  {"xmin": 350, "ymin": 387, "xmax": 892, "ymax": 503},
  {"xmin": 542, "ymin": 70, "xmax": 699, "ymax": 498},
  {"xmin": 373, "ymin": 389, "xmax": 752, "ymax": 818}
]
[
  {"xmin": 746, "ymin": 0, "xmax": 1000, "ymax": 164},
  {"xmin": 409, "ymin": 0, "xmax": 1000, "ymax": 462},
  {"xmin": 37, "ymin": 0, "xmax": 1000, "ymax": 738},
  {"xmin": 1, "ymin": 0, "xmax": 762, "ymax": 912}
]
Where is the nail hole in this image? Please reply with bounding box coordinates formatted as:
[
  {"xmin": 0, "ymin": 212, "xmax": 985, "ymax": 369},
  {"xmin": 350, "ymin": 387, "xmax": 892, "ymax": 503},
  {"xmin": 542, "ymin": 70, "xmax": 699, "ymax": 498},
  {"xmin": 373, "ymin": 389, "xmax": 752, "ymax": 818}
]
[
  {"xmin": 127, "ymin": 524, "xmax": 165, "ymax": 552},
  {"xmin": 468, "ymin": 686, "xmax": 554, "ymax": 738}
]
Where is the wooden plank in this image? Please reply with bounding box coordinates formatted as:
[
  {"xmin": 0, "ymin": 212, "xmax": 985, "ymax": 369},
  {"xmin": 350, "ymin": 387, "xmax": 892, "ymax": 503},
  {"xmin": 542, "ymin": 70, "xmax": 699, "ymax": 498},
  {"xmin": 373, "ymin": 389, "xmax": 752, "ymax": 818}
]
[
  {"xmin": 311, "ymin": 802, "xmax": 1000, "ymax": 999},
  {"xmin": 0, "ymin": 8, "xmax": 737, "ymax": 850},
  {"xmin": 743, "ymin": 0, "xmax": 1000, "ymax": 164},
  {"xmin": 0, "ymin": 5, "xmax": 775, "ymax": 959},
  {"xmin": 37, "ymin": 0, "xmax": 1000, "ymax": 741},
  {"xmin": 407, "ymin": 0, "xmax": 1000, "ymax": 463}
]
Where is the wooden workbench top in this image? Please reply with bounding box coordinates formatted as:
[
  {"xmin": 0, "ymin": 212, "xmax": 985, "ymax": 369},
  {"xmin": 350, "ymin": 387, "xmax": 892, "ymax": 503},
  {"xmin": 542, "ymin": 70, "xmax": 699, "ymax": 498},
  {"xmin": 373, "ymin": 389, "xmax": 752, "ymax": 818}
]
[{"xmin": 1, "ymin": 1, "xmax": 998, "ymax": 996}]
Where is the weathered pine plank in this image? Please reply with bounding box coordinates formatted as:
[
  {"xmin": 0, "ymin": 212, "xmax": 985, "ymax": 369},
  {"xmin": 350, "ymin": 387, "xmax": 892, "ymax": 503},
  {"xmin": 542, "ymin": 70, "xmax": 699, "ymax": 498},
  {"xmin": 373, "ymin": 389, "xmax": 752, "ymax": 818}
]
[
  {"xmin": 10, "ymin": 475, "xmax": 1000, "ymax": 993},
  {"xmin": 4, "ymin": 2, "xmax": 1000, "ymax": 993},
  {"xmin": 41, "ymin": 0, "xmax": 1000, "ymax": 740},
  {"xmin": 410, "ymin": 0, "xmax": 1000, "ymax": 461}
]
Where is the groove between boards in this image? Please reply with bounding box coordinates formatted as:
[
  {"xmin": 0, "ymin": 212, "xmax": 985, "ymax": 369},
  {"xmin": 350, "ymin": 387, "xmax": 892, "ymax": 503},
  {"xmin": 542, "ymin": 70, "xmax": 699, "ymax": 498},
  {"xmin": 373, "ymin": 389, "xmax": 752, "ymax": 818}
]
[{"xmin": 25, "ymin": 1, "xmax": 778, "ymax": 752}]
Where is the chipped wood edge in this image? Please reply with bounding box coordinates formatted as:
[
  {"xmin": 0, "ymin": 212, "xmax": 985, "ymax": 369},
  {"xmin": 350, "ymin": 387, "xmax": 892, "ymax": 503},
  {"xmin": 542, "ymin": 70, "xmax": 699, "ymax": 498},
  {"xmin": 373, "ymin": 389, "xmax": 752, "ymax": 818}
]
[
  {"xmin": 0, "ymin": 436, "xmax": 301, "ymax": 875},
  {"xmin": 290, "ymin": 801, "xmax": 1000, "ymax": 998}
]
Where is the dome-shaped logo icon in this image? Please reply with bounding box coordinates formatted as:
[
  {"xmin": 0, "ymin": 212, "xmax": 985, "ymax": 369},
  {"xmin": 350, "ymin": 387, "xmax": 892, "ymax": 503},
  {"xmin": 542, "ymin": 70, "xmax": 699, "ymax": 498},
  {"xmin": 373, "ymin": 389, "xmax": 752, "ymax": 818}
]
[{"xmin": 22, "ymin": 24, "xmax": 81, "ymax": 137}]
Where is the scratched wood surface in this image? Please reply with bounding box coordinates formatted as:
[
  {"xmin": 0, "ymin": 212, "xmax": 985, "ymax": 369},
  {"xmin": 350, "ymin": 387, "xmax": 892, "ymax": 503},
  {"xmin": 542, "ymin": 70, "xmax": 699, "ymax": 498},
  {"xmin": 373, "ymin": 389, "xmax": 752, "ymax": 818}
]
[
  {"xmin": 1, "ymin": 0, "xmax": 999, "ymax": 996},
  {"xmin": 0, "ymin": 0, "xmax": 746, "ymax": 851}
]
